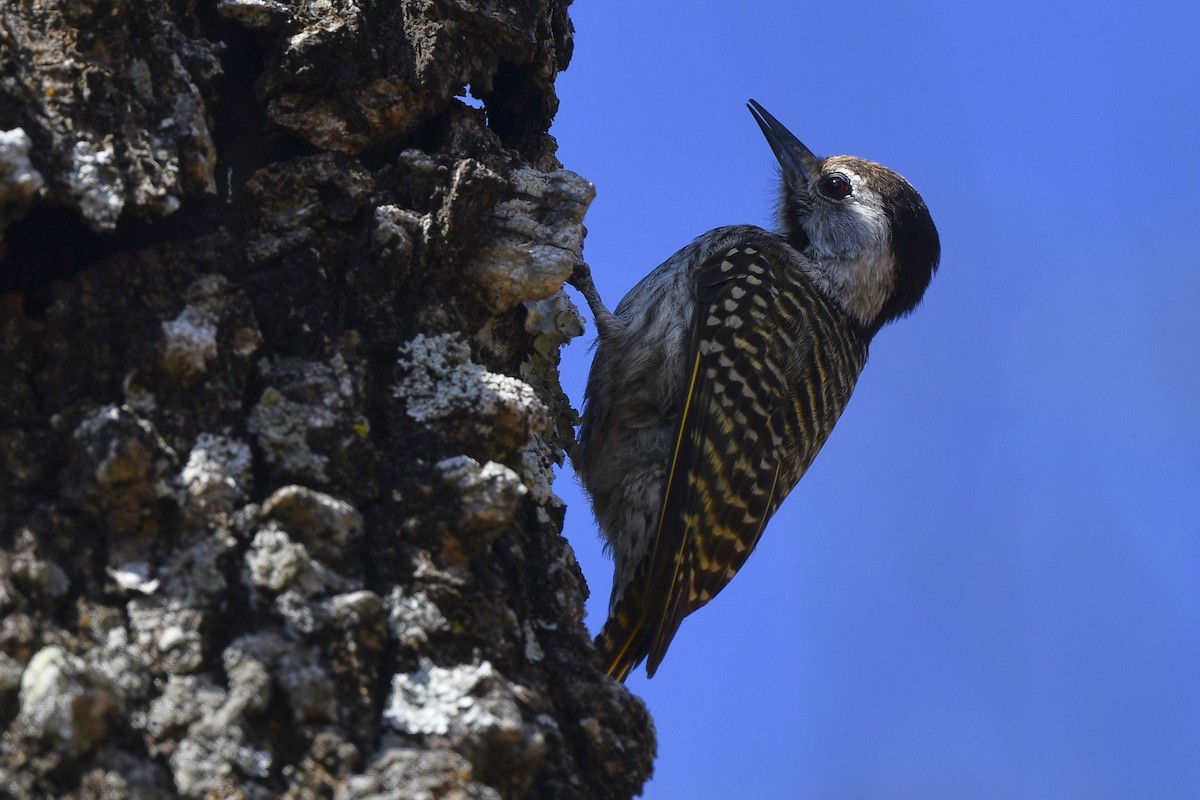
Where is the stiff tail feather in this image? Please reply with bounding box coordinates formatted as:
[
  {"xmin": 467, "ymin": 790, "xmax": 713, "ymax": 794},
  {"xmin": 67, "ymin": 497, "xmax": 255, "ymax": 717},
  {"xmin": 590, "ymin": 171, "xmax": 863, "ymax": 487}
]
[{"xmin": 594, "ymin": 588, "xmax": 650, "ymax": 683}]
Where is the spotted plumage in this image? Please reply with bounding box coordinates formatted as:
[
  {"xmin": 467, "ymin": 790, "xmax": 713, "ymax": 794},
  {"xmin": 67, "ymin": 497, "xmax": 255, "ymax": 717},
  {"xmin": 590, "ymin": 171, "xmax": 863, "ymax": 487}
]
[{"xmin": 571, "ymin": 100, "xmax": 940, "ymax": 681}]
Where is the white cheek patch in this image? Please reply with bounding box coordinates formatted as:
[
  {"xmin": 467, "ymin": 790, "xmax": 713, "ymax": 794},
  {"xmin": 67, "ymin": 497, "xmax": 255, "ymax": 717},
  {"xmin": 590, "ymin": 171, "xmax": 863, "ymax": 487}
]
[{"xmin": 804, "ymin": 187, "xmax": 897, "ymax": 326}]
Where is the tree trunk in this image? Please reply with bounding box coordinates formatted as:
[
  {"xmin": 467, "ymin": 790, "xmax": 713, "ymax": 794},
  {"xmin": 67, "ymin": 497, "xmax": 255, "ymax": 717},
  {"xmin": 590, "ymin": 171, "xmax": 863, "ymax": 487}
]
[{"xmin": 0, "ymin": 1, "xmax": 654, "ymax": 797}]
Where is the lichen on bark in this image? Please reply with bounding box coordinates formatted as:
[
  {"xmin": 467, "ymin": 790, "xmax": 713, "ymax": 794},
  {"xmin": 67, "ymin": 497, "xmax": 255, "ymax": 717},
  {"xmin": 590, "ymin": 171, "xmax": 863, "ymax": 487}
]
[{"xmin": 0, "ymin": 0, "xmax": 654, "ymax": 797}]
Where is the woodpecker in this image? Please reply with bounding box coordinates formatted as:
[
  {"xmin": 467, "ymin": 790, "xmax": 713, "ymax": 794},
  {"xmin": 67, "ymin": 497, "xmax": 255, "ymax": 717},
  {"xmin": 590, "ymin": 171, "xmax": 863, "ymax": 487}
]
[{"xmin": 570, "ymin": 99, "xmax": 940, "ymax": 682}]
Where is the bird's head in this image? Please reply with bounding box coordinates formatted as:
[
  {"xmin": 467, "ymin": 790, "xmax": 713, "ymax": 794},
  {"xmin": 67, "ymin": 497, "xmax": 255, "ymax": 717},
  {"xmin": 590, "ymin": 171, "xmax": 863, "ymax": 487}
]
[{"xmin": 748, "ymin": 99, "xmax": 940, "ymax": 334}]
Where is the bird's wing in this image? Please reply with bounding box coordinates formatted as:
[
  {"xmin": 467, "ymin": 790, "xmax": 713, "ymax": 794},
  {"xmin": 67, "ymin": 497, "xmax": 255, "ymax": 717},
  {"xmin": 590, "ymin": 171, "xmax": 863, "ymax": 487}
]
[
  {"xmin": 640, "ymin": 240, "xmax": 867, "ymax": 677},
  {"xmin": 593, "ymin": 238, "xmax": 868, "ymax": 681},
  {"xmin": 594, "ymin": 241, "xmax": 783, "ymax": 682}
]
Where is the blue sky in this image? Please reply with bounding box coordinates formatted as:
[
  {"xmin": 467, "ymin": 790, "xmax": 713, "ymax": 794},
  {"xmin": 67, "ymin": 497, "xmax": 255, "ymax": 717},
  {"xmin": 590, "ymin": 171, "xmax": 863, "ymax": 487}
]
[{"xmin": 549, "ymin": 1, "xmax": 1200, "ymax": 798}]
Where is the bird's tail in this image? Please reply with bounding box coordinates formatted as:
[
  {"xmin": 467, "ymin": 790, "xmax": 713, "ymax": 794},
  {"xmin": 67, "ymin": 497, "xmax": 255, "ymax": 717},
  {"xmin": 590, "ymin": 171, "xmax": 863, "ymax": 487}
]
[{"xmin": 594, "ymin": 589, "xmax": 650, "ymax": 683}]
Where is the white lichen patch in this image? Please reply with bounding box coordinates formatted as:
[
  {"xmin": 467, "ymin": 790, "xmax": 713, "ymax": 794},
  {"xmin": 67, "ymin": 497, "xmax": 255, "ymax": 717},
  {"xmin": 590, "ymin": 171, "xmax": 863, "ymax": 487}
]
[
  {"xmin": 17, "ymin": 646, "xmax": 120, "ymax": 757},
  {"xmin": 0, "ymin": 127, "xmax": 45, "ymax": 213},
  {"xmin": 67, "ymin": 138, "xmax": 125, "ymax": 231},
  {"xmin": 127, "ymin": 598, "xmax": 205, "ymax": 675},
  {"xmin": 145, "ymin": 674, "xmax": 226, "ymax": 743},
  {"xmin": 519, "ymin": 432, "xmax": 560, "ymax": 507},
  {"xmin": 395, "ymin": 332, "xmax": 547, "ymax": 429},
  {"xmin": 245, "ymin": 528, "xmax": 309, "ymax": 594},
  {"xmin": 248, "ymin": 386, "xmax": 333, "ymax": 483},
  {"xmin": 18, "ymin": 647, "xmax": 79, "ymax": 738},
  {"xmin": 162, "ymin": 304, "xmax": 220, "ymax": 377},
  {"xmin": 384, "ymin": 659, "xmax": 502, "ymax": 737},
  {"xmin": 181, "ymin": 434, "xmax": 252, "ymax": 514},
  {"xmin": 244, "ymin": 527, "xmax": 341, "ymax": 601},
  {"xmin": 387, "ymin": 587, "xmax": 449, "ymax": 650},
  {"xmin": 215, "ymin": 0, "xmax": 291, "ymax": 28},
  {"xmin": 248, "ymin": 354, "xmax": 368, "ymax": 485}
]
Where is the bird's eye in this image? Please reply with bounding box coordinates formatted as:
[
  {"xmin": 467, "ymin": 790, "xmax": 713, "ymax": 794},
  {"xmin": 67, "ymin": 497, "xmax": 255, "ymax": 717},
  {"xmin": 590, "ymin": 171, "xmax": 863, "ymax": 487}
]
[{"xmin": 818, "ymin": 174, "xmax": 852, "ymax": 200}]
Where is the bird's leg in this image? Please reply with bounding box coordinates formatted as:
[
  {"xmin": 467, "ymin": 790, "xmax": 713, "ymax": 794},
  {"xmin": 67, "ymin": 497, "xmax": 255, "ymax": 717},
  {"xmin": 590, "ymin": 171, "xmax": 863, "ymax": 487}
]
[{"xmin": 569, "ymin": 258, "xmax": 619, "ymax": 338}]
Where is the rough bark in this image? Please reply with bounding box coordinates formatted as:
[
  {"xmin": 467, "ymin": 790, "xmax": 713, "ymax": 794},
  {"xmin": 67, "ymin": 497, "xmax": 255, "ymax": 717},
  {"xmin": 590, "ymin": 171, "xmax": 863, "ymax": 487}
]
[{"xmin": 0, "ymin": 1, "xmax": 655, "ymax": 797}]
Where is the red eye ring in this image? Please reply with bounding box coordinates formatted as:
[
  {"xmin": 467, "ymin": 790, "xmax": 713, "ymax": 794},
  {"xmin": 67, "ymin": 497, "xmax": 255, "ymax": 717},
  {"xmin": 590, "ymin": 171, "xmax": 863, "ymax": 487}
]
[{"xmin": 819, "ymin": 174, "xmax": 852, "ymax": 199}]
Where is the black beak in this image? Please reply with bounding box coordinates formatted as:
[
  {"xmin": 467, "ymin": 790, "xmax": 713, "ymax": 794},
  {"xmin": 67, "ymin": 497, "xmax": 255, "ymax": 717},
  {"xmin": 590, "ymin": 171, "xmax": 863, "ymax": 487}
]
[{"xmin": 747, "ymin": 99, "xmax": 818, "ymax": 187}]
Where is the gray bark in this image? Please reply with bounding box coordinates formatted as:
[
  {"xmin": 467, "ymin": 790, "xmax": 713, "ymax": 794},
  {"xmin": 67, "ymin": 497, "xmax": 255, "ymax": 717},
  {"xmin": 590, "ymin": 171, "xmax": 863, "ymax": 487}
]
[{"xmin": 0, "ymin": 1, "xmax": 655, "ymax": 797}]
